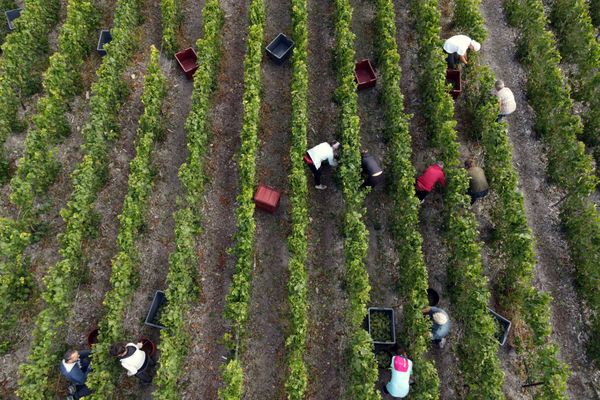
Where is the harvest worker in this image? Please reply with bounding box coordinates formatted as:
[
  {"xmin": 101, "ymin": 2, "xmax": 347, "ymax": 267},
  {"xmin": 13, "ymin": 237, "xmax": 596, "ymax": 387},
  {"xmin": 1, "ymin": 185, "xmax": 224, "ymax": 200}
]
[
  {"xmin": 304, "ymin": 141, "xmax": 340, "ymax": 190},
  {"xmin": 60, "ymin": 349, "xmax": 92, "ymax": 399},
  {"xmin": 361, "ymin": 150, "xmax": 383, "ymax": 187},
  {"xmin": 422, "ymin": 306, "xmax": 451, "ymax": 348},
  {"xmin": 110, "ymin": 341, "xmax": 155, "ymax": 385},
  {"xmin": 384, "ymin": 354, "xmax": 413, "ymax": 398},
  {"xmin": 443, "ymin": 34, "xmax": 481, "ymax": 70},
  {"xmin": 494, "ymin": 80, "xmax": 517, "ymax": 122},
  {"xmin": 415, "ymin": 162, "xmax": 446, "ymax": 203},
  {"xmin": 465, "ymin": 159, "xmax": 489, "ymax": 205}
]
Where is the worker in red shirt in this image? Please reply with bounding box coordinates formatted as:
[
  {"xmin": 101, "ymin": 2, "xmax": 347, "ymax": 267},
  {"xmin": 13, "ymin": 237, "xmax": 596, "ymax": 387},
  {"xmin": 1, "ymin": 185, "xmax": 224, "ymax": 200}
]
[{"xmin": 415, "ymin": 162, "xmax": 446, "ymax": 203}]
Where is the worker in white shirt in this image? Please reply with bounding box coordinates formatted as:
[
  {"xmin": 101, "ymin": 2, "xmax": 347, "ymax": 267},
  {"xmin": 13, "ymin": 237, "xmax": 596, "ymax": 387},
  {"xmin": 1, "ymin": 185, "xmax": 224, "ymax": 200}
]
[
  {"xmin": 384, "ymin": 354, "xmax": 413, "ymax": 398},
  {"xmin": 110, "ymin": 341, "xmax": 155, "ymax": 384},
  {"xmin": 304, "ymin": 141, "xmax": 340, "ymax": 190},
  {"xmin": 443, "ymin": 34, "xmax": 481, "ymax": 70},
  {"xmin": 494, "ymin": 80, "xmax": 516, "ymax": 122}
]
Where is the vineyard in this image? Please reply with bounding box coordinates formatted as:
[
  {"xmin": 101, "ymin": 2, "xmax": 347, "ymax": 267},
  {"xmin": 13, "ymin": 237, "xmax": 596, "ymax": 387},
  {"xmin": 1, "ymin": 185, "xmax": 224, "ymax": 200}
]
[{"xmin": 0, "ymin": 0, "xmax": 599, "ymax": 399}]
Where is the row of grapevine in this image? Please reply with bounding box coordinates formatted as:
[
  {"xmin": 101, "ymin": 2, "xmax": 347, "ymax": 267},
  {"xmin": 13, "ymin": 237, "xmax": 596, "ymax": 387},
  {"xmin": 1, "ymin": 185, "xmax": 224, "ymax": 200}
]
[
  {"xmin": 409, "ymin": 0, "xmax": 506, "ymax": 398},
  {"xmin": 465, "ymin": 64, "xmax": 570, "ymax": 399},
  {"xmin": 80, "ymin": 46, "xmax": 165, "ymax": 399},
  {"xmin": 16, "ymin": 0, "xmax": 144, "ymax": 397},
  {"xmin": 284, "ymin": 0, "xmax": 309, "ymax": 398},
  {"xmin": 372, "ymin": 0, "xmax": 440, "ymax": 398},
  {"xmin": 0, "ymin": 0, "xmax": 98, "ymax": 353},
  {"xmin": 504, "ymin": 0, "xmax": 600, "ymax": 366},
  {"xmin": 332, "ymin": 0, "xmax": 379, "ymax": 398},
  {"xmin": 548, "ymin": 0, "xmax": 600, "ymax": 169},
  {"xmin": 152, "ymin": 1, "xmax": 224, "ymax": 398},
  {"xmin": 0, "ymin": 0, "xmax": 61, "ymax": 178},
  {"xmin": 160, "ymin": 0, "xmax": 180, "ymax": 57},
  {"xmin": 454, "ymin": 0, "xmax": 570, "ymax": 397},
  {"xmin": 219, "ymin": 0, "xmax": 264, "ymax": 397}
]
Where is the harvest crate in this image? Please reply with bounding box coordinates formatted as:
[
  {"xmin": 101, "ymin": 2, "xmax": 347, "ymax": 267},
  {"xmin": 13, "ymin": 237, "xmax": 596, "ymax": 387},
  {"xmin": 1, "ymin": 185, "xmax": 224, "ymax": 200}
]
[
  {"xmin": 446, "ymin": 69, "xmax": 461, "ymax": 99},
  {"xmin": 266, "ymin": 33, "xmax": 294, "ymax": 64},
  {"xmin": 86, "ymin": 327, "xmax": 99, "ymax": 347},
  {"xmin": 254, "ymin": 184, "xmax": 281, "ymax": 213},
  {"xmin": 145, "ymin": 290, "xmax": 167, "ymax": 329},
  {"xmin": 367, "ymin": 307, "xmax": 396, "ymax": 345},
  {"xmin": 489, "ymin": 308, "xmax": 511, "ymax": 346},
  {"xmin": 354, "ymin": 59, "xmax": 377, "ymax": 89},
  {"xmin": 5, "ymin": 8, "xmax": 21, "ymax": 31},
  {"xmin": 140, "ymin": 337, "xmax": 156, "ymax": 357},
  {"xmin": 175, "ymin": 47, "xmax": 198, "ymax": 80},
  {"xmin": 97, "ymin": 30, "xmax": 112, "ymax": 57}
]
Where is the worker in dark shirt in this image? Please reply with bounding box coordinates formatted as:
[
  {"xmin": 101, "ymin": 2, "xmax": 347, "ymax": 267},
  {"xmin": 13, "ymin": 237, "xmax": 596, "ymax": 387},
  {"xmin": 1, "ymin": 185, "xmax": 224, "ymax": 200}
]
[
  {"xmin": 465, "ymin": 159, "xmax": 489, "ymax": 205},
  {"xmin": 60, "ymin": 349, "xmax": 92, "ymax": 399},
  {"xmin": 361, "ymin": 150, "xmax": 383, "ymax": 188}
]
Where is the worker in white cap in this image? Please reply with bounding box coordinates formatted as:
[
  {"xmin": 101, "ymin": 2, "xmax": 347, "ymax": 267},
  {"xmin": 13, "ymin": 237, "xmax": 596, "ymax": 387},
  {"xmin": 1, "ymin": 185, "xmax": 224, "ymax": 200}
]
[
  {"xmin": 304, "ymin": 141, "xmax": 340, "ymax": 190},
  {"xmin": 443, "ymin": 34, "xmax": 481, "ymax": 70},
  {"xmin": 422, "ymin": 306, "xmax": 451, "ymax": 348}
]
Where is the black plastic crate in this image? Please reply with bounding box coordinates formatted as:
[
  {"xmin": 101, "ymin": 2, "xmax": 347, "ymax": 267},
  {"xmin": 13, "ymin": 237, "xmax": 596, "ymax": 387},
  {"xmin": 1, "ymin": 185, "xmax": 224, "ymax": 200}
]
[
  {"xmin": 489, "ymin": 308, "xmax": 511, "ymax": 346},
  {"xmin": 145, "ymin": 290, "xmax": 167, "ymax": 329},
  {"xmin": 5, "ymin": 8, "xmax": 21, "ymax": 31},
  {"xmin": 367, "ymin": 307, "xmax": 396, "ymax": 345},
  {"xmin": 97, "ymin": 30, "xmax": 112, "ymax": 57},
  {"xmin": 266, "ymin": 33, "xmax": 294, "ymax": 64}
]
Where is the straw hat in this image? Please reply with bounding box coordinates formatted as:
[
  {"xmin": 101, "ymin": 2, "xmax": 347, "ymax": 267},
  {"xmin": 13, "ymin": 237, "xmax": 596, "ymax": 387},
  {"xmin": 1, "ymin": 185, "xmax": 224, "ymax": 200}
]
[{"xmin": 433, "ymin": 312, "xmax": 448, "ymax": 325}]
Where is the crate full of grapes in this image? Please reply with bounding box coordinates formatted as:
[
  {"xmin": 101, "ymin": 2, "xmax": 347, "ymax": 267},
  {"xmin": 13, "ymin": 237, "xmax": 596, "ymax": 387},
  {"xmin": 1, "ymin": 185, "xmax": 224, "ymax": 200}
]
[{"xmin": 367, "ymin": 307, "xmax": 396, "ymax": 345}]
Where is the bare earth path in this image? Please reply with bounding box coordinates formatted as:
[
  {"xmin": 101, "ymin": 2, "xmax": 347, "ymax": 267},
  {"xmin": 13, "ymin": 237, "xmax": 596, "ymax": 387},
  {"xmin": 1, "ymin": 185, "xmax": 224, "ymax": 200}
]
[
  {"xmin": 478, "ymin": 1, "xmax": 600, "ymax": 398},
  {"xmin": 302, "ymin": 0, "xmax": 350, "ymax": 398},
  {"xmin": 0, "ymin": 0, "xmax": 117, "ymax": 397},
  {"xmin": 393, "ymin": 0, "xmax": 464, "ymax": 398},
  {"xmin": 240, "ymin": 0, "xmax": 293, "ymax": 398},
  {"xmin": 178, "ymin": 0, "xmax": 247, "ymax": 398},
  {"xmin": 350, "ymin": 0, "xmax": 403, "ymax": 391}
]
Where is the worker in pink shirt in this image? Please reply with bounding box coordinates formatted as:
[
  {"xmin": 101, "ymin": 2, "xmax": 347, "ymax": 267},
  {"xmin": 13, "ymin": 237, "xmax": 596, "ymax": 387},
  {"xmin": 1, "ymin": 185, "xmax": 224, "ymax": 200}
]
[{"xmin": 415, "ymin": 162, "xmax": 446, "ymax": 203}]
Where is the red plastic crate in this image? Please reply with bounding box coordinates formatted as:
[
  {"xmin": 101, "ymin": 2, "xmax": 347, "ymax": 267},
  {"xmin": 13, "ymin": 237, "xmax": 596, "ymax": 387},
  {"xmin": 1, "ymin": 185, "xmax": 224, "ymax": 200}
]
[
  {"xmin": 254, "ymin": 185, "xmax": 281, "ymax": 213},
  {"xmin": 354, "ymin": 59, "xmax": 377, "ymax": 89},
  {"xmin": 446, "ymin": 69, "xmax": 461, "ymax": 99},
  {"xmin": 175, "ymin": 48, "xmax": 198, "ymax": 80}
]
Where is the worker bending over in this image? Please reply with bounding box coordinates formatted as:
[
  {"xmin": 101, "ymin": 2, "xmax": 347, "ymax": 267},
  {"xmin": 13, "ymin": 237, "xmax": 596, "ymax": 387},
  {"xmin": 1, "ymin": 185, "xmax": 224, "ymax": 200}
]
[
  {"xmin": 415, "ymin": 162, "xmax": 446, "ymax": 203},
  {"xmin": 465, "ymin": 159, "xmax": 489, "ymax": 205},
  {"xmin": 423, "ymin": 306, "xmax": 451, "ymax": 348},
  {"xmin": 361, "ymin": 150, "xmax": 383, "ymax": 188},
  {"xmin": 443, "ymin": 34, "xmax": 481, "ymax": 70},
  {"xmin": 494, "ymin": 80, "xmax": 516, "ymax": 122},
  {"xmin": 304, "ymin": 141, "xmax": 340, "ymax": 190},
  {"xmin": 384, "ymin": 354, "xmax": 413, "ymax": 398}
]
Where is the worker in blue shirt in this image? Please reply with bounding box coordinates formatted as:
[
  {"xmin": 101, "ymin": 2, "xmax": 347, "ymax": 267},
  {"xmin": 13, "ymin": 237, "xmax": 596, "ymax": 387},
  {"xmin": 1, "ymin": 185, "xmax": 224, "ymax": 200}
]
[{"xmin": 59, "ymin": 349, "xmax": 92, "ymax": 399}]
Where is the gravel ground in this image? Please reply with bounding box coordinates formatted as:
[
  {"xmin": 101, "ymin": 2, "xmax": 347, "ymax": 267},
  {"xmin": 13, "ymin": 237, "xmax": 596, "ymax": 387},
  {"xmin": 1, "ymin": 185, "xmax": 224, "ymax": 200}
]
[
  {"xmin": 177, "ymin": 0, "xmax": 247, "ymax": 398},
  {"xmin": 239, "ymin": 0, "xmax": 294, "ymax": 397},
  {"xmin": 301, "ymin": 1, "xmax": 351, "ymax": 399},
  {"xmin": 478, "ymin": 1, "xmax": 600, "ymax": 398}
]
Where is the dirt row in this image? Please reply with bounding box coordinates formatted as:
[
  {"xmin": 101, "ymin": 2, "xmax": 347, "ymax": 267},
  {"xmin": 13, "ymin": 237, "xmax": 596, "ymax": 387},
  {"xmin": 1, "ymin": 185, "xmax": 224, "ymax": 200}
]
[
  {"xmin": 0, "ymin": 0, "xmax": 117, "ymax": 396},
  {"xmin": 478, "ymin": 1, "xmax": 600, "ymax": 398},
  {"xmin": 178, "ymin": 0, "xmax": 245, "ymax": 397}
]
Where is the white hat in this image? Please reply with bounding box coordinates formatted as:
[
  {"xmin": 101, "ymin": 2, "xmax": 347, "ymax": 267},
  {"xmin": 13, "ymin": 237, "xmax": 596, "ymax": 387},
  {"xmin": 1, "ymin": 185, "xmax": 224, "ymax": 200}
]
[
  {"xmin": 433, "ymin": 312, "xmax": 448, "ymax": 325},
  {"xmin": 331, "ymin": 141, "xmax": 340, "ymax": 151},
  {"xmin": 471, "ymin": 40, "xmax": 481, "ymax": 52}
]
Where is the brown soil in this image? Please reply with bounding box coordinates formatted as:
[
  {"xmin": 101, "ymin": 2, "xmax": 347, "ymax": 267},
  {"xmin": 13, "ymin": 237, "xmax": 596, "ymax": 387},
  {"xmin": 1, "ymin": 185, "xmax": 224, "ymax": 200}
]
[
  {"xmin": 177, "ymin": 0, "xmax": 246, "ymax": 398},
  {"xmin": 477, "ymin": 1, "xmax": 600, "ymax": 398},
  {"xmin": 300, "ymin": 1, "xmax": 352, "ymax": 399},
  {"xmin": 239, "ymin": 0, "xmax": 294, "ymax": 398}
]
